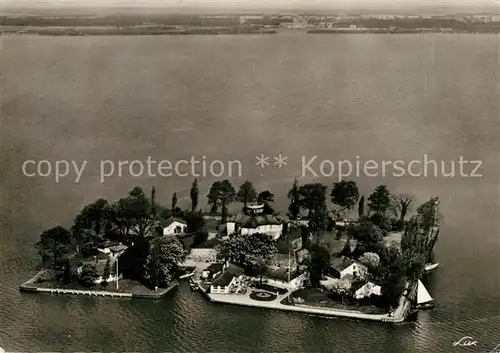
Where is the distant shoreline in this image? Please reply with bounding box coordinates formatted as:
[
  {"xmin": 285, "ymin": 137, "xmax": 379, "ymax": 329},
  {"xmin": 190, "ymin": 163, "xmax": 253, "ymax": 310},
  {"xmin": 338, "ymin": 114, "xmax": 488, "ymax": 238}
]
[
  {"xmin": 0, "ymin": 26, "xmax": 278, "ymax": 36},
  {"xmin": 306, "ymin": 28, "xmax": 498, "ymax": 34},
  {"xmin": 2, "ymin": 27, "xmax": 499, "ymax": 36}
]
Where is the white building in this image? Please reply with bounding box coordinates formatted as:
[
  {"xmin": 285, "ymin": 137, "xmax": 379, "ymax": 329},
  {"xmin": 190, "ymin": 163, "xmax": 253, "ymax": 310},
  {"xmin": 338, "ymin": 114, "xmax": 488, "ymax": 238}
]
[
  {"xmin": 163, "ymin": 218, "xmax": 187, "ymax": 236},
  {"xmin": 225, "ymin": 203, "xmax": 283, "ymax": 240},
  {"xmin": 329, "ymin": 257, "xmax": 367, "ymax": 280},
  {"xmin": 354, "ymin": 282, "xmax": 381, "ymax": 299}
]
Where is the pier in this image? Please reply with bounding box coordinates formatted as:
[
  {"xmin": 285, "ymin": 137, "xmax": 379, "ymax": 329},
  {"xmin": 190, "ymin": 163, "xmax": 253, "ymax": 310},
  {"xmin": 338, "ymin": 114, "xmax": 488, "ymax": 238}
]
[
  {"xmin": 20, "ymin": 285, "xmax": 132, "ymax": 297},
  {"xmin": 19, "ymin": 271, "xmax": 179, "ymax": 299}
]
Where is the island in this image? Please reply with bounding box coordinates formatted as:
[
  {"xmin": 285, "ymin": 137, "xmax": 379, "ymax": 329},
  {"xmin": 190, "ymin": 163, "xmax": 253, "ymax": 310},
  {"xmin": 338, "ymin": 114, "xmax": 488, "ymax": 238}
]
[{"xmin": 20, "ymin": 178, "xmax": 441, "ymax": 322}]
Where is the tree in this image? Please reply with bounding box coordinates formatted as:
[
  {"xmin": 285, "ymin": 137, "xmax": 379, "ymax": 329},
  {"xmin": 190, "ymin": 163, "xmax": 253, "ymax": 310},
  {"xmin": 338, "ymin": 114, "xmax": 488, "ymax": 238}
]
[
  {"xmin": 219, "ymin": 180, "xmax": 236, "ymax": 223},
  {"xmin": 358, "ymin": 196, "xmax": 365, "ymax": 219},
  {"xmin": 216, "ymin": 233, "xmax": 276, "ymax": 270},
  {"xmin": 145, "ymin": 235, "xmax": 186, "ymax": 288},
  {"xmin": 308, "ymin": 204, "xmax": 328, "ymax": 233},
  {"xmin": 80, "ymin": 228, "xmax": 103, "ymax": 248},
  {"xmin": 253, "ymin": 258, "xmax": 268, "ymax": 285},
  {"xmin": 380, "ymin": 273, "xmax": 407, "ymax": 311},
  {"xmin": 111, "ymin": 187, "xmax": 154, "ymax": 240},
  {"xmin": 102, "ymin": 258, "xmax": 111, "ymax": 286},
  {"xmin": 379, "ymin": 241, "xmax": 403, "ymax": 269},
  {"xmin": 358, "ymin": 252, "xmax": 380, "ymax": 269},
  {"xmin": 339, "ymin": 238, "xmax": 352, "ymax": 257},
  {"xmin": 78, "ymin": 264, "xmax": 99, "ymax": 287},
  {"xmin": 304, "ymin": 244, "xmax": 330, "ymax": 287},
  {"xmin": 119, "ymin": 238, "xmax": 150, "ymax": 280},
  {"xmin": 237, "ymin": 181, "xmax": 257, "ymax": 209},
  {"xmin": 287, "ymin": 178, "xmax": 300, "ymax": 220},
  {"xmin": 71, "ymin": 198, "xmax": 111, "ymax": 251},
  {"xmin": 331, "ymin": 180, "xmax": 359, "ymax": 211},
  {"xmin": 367, "ymin": 185, "xmax": 391, "ymax": 214},
  {"xmin": 190, "ymin": 178, "xmax": 199, "ymax": 212},
  {"xmin": 35, "ymin": 226, "xmax": 72, "ymax": 268},
  {"xmin": 299, "ymin": 225, "xmax": 310, "ymax": 250},
  {"xmin": 330, "ymin": 279, "xmax": 351, "ymax": 303},
  {"xmin": 258, "ymin": 190, "xmax": 275, "ymax": 214},
  {"xmin": 416, "ymin": 197, "xmax": 442, "ymax": 231},
  {"xmin": 298, "ymin": 183, "xmax": 328, "ymax": 218},
  {"xmin": 185, "ymin": 211, "xmax": 205, "ymax": 233},
  {"xmin": 63, "ymin": 259, "xmax": 72, "ymax": 284},
  {"xmin": 401, "ymin": 219, "xmax": 428, "ymax": 254},
  {"xmin": 207, "ymin": 181, "xmax": 222, "ymax": 213},
  {"xmin": 298, "ymin": 183, "xmax": 328, "ymax": 232},
  {"xmin": 402, "ymin": 249, "xmax": 426, "ymax": 281},
  {"xmin": 171, "ymin": 192, "xmax": 178, "ymax": 211},
  {"xmin": 192, "ymin": 230, "xmax": 209, "ymax": 247},
  {"xmin": 391, "ymin": 194, "xmax": 414, "ymax": 230},
  {"xmin": 206, "ymin": 180, "xmax": 236, "ymax": 220},
  {"xmin": 151, "ymin": 186, "xmax": 157, "ymax": 219},
  {"xmin": 258, "ymin": 190, "xmax": 274, "ymax": 203},
  {"xmin": 348, "ymin": 221, "xmax": 384, "ymax": 248},
  {"xmin": 369, "ymin": 213, "xmax": 392, "ymax": 234}
]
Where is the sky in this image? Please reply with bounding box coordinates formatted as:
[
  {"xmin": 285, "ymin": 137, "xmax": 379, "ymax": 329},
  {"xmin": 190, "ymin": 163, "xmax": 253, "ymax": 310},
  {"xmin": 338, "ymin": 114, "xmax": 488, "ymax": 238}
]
[{"xmin": 2, "ymin": 0, "xmax": 499, "ymax": 13}]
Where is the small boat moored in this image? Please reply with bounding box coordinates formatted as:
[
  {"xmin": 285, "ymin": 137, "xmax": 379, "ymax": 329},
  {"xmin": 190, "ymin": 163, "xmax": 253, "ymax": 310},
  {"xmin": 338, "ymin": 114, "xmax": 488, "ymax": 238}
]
[
  {"xmin": 415, "ymin": 279, "xmax": 435, "ymax": 310},
  {"xmin": 179, "ymin": 272, "xmax": 195, "ymax": 279},
  {"xmin": 424, "ymin": 263, "xmax": 439, "ymax": 273},
  {"xmin": 188, "ymin": 278, "xmax": 199, "ymax": 290}
]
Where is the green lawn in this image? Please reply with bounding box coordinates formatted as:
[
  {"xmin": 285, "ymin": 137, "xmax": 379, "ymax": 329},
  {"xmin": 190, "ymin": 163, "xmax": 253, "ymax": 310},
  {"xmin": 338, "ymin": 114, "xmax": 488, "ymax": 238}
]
[
  {"xmin": 317, "ymin": 232, "xmax": 358, "ymax": 255},
  {"xmin": 290, "ymin": 287, "xmax": 360, "ymax": 311},
  {"xmin": 290, "ymin": 287, "xmax": 385, "ymax": 314}
]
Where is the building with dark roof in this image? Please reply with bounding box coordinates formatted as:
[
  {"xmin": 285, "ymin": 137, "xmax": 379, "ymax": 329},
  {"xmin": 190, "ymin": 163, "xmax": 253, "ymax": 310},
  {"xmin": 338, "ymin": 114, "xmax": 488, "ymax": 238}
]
[
  {"xmin": 209, "ymin": 263, "xmax": 244, "ymax": 294},
  {"xmin": 201, "ymin": 263, "xmax": 224, "ymax": 281},
  {"xmin": 225, "ymin": 203, "xmax": 283, "ymax": 240}
]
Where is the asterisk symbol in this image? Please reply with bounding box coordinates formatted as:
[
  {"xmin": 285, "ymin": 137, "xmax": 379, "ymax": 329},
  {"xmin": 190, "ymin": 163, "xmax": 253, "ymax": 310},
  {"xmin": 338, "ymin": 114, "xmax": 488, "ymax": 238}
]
[
  {"xmin": 256, "ymin": 154, "xmax": 270, "ymax": 168},
  {"xmin": 273, "ymin": 154, "xmax": 288, "ymax": 168}
]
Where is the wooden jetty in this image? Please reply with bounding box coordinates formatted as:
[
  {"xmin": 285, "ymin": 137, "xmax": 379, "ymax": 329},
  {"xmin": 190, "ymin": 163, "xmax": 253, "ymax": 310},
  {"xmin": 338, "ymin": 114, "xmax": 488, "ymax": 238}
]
[{"xmin": 20, "ymin": 286, "xmax": 132, "ymax": 297}]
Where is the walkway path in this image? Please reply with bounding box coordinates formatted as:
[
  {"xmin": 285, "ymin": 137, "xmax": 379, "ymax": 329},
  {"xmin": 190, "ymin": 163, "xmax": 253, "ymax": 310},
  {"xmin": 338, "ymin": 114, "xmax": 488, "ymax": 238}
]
[{"xmin": 206, "ymin": 288, "xmax": 407, "ymax": 323}]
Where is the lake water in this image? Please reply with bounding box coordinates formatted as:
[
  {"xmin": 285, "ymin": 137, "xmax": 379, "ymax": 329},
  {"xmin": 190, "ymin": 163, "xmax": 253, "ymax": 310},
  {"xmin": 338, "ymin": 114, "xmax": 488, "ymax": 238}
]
[{"xmin": 1, "ymin": 33, "xmax": 499, "ymax": 352}]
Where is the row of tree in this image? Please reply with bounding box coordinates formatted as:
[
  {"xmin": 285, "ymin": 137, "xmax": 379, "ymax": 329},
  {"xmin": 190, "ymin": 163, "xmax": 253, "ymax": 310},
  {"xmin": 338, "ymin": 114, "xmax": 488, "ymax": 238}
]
[{"xmin": 36, "ymin": 184, "xmax": 195, "ymax": 288}]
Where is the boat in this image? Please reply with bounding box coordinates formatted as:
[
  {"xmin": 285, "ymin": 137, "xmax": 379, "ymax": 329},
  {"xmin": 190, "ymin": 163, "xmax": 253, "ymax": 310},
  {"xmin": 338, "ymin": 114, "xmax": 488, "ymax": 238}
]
[
  {"xmin": 415, "ymin": 280, "xmax": 434, "ymax": 309},
  {"xmin": 179, "ymin": 272, "xmax": 195, "ymax": 279},
  {"xmin": 188, "ymin": 278, "xmax": 198, "ymax": 290},
  {"xmin": 424, "ymin": 263, "xmax": 439, "ymax": 273}
]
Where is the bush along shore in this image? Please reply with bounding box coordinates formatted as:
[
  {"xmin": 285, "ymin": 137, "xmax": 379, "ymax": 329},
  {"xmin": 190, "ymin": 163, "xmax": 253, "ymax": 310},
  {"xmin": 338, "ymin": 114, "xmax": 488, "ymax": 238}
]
[{"xmin": 22, "ymin": 178, "xmax": 441, "ymax": 322}]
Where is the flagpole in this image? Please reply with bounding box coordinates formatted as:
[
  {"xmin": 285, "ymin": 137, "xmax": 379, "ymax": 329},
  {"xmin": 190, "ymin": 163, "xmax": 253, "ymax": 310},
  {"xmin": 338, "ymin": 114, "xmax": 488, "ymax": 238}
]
[
  {"xmin": 288, "ymin": 251, "xmax": 291, "ymax": 283},
  {"xmin": 116, "ymin": 256, "xmax": 119, "ymax": 290}
]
